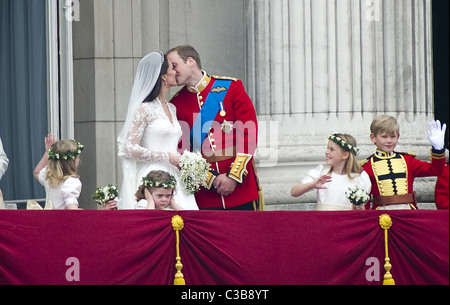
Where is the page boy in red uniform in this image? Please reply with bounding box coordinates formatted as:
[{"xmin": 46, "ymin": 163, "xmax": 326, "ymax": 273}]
[{"xmin": 362, "ymin": 115, "xmax": 446, "ymax": 210}]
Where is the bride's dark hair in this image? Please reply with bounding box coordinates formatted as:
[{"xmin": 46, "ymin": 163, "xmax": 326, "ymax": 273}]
[{"xmin": 144, "ymin": 54, "xmax": 169, "ymax": 103}]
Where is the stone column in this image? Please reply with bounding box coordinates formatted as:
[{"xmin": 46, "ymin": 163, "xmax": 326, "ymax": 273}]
[
  {"xmin": 73, "ymin": 0, "xmax": 250, "ymax": 208},
  {"xmin": 247, "ymin": 0, "xmax": 436, "ymax": 209},
  {"xmin": 73, "ymin": 0, "xmax": 144, "ymax": 208}
]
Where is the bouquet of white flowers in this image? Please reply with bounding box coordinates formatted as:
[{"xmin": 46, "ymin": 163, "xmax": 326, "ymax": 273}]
[
  {"xmin": 179, "ymin": 150, "xmax": 210, "ymax": 195},
  {"xmin": 92, "ymin": 185, "xmax": 119, "ymax": 206},
  {"xmin": 345, "ymin": 186, "xmax": 370, "ymax": 206}
]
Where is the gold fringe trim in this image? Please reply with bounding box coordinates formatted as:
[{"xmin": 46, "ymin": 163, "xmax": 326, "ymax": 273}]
[
  {"xmin": 379, "ymin": 214, "xmax": 395, "ymax": 285},
  {"xmin": 258, "ymin": 187, "xmax": 265, "ymax": 211},
  {"xmin": 172, "ymin": 215, "xmax": 186, "ymax": 285}
]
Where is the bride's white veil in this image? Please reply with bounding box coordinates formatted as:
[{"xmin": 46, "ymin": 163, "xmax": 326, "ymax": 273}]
[{"xmin": 117, "ymin": 51, "xmax": 164, "ymax": 209}]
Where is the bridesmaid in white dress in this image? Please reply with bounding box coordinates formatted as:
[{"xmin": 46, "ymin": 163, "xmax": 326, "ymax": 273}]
[
  {"xmin": 117, "ymin": 52, "xmax": 198, "ymax": 210},
  {"xmin": 290, "ymin": 133, "xmax": 371, "ymax": 211}
]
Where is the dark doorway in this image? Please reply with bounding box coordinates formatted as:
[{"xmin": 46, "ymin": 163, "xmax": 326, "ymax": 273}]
[
  {"xmin": 0, "ymin": 0, "xmax": 48, "ymax": 201},
  {"xmin": 432, "ymin": 0, "xmax": 449, "ymax": 134}
]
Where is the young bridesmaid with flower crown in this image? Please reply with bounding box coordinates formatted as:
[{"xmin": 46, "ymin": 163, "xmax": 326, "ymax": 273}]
[
  {"xmin": 290, "ymin": 133, "xmax": 371, "ymax": 211},
  {"xmin": 135, "ymin": 170, "xmax": 184, "ymax": 210},
  {"xmin": 33, "ymin": 134, "xmax": 85, "ymax": 210}
]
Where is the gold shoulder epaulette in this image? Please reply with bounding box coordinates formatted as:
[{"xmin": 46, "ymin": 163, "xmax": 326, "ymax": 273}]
[
  {"xmin": 213, "ymin": 75, "xmax": 239, "ymax": 82},
  {"xmin": 399, "ymin": 152, "xmax": 417, "ymax": 157},
  {"xmin": 359, "ymin": 159, "xmax": 370, "ymax": 167}
]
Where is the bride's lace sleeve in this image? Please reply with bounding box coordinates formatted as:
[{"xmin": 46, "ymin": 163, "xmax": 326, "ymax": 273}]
[{"xmin": 123, "ymin": 103, "xmax": 169, "ymax": 162}]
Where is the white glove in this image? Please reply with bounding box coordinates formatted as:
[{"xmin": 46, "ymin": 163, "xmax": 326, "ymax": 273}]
[{"xmin": 427, "ymin": 120, "xmax": 447, "ymax": 150}]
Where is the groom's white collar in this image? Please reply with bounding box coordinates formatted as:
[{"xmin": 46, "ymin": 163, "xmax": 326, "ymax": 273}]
[{"xmin": 187, "ymin": 71, "xmax": 211, "ymax": 94}]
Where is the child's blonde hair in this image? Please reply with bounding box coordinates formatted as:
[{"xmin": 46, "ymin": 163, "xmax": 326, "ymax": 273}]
[
  {"xmin": 328, "ymin": 133, "xmax": 362, "ymax": 179},
  {"xmin": 46, "ymin": 140, "xmax": 81, "ymax": 188},
  {"xmin": 135, "ymin": 170, "xmax": 176, "ymax": 201},
  {"xmin": 370, "ymin": 115, "xmax": 399, "ymax": 136}
]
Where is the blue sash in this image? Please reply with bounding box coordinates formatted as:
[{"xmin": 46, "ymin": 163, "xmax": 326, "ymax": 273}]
[{"xmin": 190, "ymin": 80, "xmax": 232, "ymax": 151}]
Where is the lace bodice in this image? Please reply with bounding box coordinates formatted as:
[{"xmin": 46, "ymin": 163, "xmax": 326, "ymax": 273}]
[{"xmin": 122, "ymin": 99, "xmax": 181, "ymax": 162}]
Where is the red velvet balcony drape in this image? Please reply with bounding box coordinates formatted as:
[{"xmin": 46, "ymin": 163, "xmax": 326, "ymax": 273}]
[{"xmin": 0, "ymin": 210, "xmax": 448, "ymax": 285}]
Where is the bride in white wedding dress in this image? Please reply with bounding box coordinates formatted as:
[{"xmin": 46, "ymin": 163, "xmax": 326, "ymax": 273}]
[{"xmin": 117, "ymin": 52, "xmax": 198, "ymax": 210}]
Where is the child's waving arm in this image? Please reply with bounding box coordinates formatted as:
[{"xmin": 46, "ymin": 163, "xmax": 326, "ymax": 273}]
[
  {"xmin": 290, "ymin": 175, "xmax": 332, "ymax": 197},
  {"xmin": 33, "ymin": 134, "xmax": 57, "ymax": 181}
]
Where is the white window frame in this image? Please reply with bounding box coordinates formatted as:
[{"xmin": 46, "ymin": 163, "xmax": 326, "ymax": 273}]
[{"xmin": 45, "ymin": 0, "xmax": 75, "ymax": 140}]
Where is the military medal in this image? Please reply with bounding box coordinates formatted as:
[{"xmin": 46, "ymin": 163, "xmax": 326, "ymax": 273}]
[
  {"xmin": 221, "ymin": 120, "xmax": 234, "ymax": 134},
  {"xmin": 220, "ymin": 101, "xmax": 226, "ymax": 117}
]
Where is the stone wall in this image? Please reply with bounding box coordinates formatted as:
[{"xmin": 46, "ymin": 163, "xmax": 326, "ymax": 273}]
[{"xmin": 72, "ymin": 0, "xmax": 439, "ymax": 210}]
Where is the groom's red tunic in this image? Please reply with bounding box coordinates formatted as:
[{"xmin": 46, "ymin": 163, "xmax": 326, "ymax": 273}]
[{"xmin": 171, "ymin": 73, "xmax": 259, "ymax": 209}]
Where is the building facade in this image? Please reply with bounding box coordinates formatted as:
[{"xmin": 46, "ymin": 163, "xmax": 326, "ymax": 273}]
[
  {"xmin": 1, "ymin": 0, "xmax": 446, "ymax": 209},
  {"xmin": 70, "ymin": 0, "xmax": 443, "ymax": 210}
]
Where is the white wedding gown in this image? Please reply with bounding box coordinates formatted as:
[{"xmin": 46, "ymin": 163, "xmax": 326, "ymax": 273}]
[{"xmin": 119, "ymin": 98, "xmax": 198, "ymax": 210}]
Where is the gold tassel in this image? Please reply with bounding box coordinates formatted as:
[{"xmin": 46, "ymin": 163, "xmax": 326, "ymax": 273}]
[
  {"xmin": 172, "ymin": 215, "xmax": 186, "ymax": 285},
  {"xmin": 258, "ymin": 186, "xmax": 265, "ymax": 211},
  {"xmin": 379, "ymin": 214, "xmax": 395, "ymax": 285},
  {"xmin": 251, "ymin": 158, "xmax": 265, "ymax": 211}
]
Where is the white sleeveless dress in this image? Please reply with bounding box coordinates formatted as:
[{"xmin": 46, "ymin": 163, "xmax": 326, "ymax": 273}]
[
  {"xmin": 301, "ymin": 164, "xmax": 372, "ymax": 211},
  {"xmin": 118, "ymin": 98, "xmax": 198, "ymax": 210}
]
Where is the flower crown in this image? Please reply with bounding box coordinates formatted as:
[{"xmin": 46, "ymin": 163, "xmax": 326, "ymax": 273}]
[
  {"xmin": 142, "ymin": 175, "xmax": 177, "ymax": 189},
  {"xmin": 48, "ymin": 140, "xmax": 84, "ymax": 161},
  {"xmin": 329, "ymin": 134, "xmax": 359, "ymax": 156}
]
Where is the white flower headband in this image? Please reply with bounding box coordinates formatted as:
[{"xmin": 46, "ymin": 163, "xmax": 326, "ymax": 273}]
[
  {"xmin": 329, "ymin": 134, "xmax": 360, "ymax": 156},
  {"xmin": 142, "ymin": 175, "xmax": 176, "ymax": 189},
  {"xmin": 48, "ymin": 140, "xmax": 84, "ymax": 161}
]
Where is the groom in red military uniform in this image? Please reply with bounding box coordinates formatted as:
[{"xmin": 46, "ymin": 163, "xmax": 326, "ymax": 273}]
[{"xmin": 167, "ymin": 45, "xmax": 260, "ymax": 210}]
